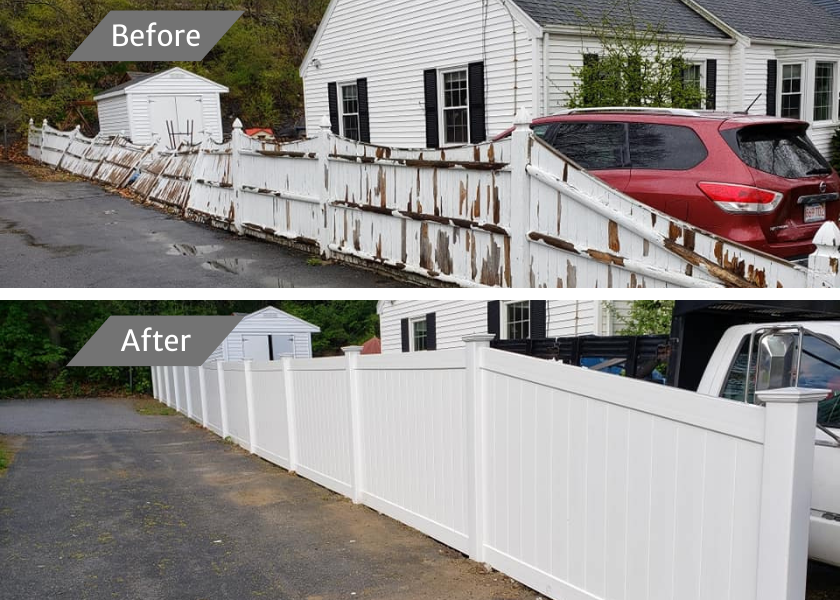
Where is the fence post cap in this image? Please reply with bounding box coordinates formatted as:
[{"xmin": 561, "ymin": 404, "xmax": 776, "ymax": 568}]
[
  {"xmin": 342, "ymin": 345, "xmax": 364, "ymax": 355},
  {"xmin": 513, "ymin": 107, "xmax": 532, "ymax": 129},
  {"xmin": 42, "ymin": 118, "xmax": 48, "ymax": 126},
  {"xmin": 319, "ymin": 115, "xmax": 332, "ymax": 129},
  {"xmin": 813, "ymin": 221, "xmax": 840, "ymax": 249},
  {"xmin": 29, "ymin": 118, "xmax": 34, "ymax": 126},
  {"xmin": 74, "ymin": 124, "xmax": 81, "ymax": 131},
  {"xmin": 463, "ymin": 333, "xmax": 497, "ymax": 344},
  {"xmin": 756, "ymin": 387, "xmax": 829, "ymax": 404},
  {"xmin": 232, "ymin": 118, "xmax": 243, "ymax": 130}
]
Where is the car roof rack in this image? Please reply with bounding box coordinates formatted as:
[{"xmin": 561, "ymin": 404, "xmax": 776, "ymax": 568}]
[{"xmin": 553, "ymin": 107, "xmax": 703, "ymax": 117}]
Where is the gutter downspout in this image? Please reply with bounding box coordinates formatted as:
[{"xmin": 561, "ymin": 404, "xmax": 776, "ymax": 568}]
[{"xmin": 543, "ymin": 31, "xmax": 550, "ymax": 116}]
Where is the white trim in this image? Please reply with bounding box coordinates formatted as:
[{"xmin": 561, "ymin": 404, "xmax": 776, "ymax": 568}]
[
  {"xmin": 300, "ymin": 0, "xmax": 341, "ymax": 78},
  {"xmin": 438, "ymin": 66, "xmax": 471, "ymax": 147},
  {"xmin": 337, "ymin": 81, "xmax": 361, "ymax": 140},
  {"xmin": 779, "ymin": 61, "xmax": 807, "ymax": 121},
  {"xmin": 409, "ymin": 316, "xmax": 429, "ymax": 352},
  {"xmin": 500, "ymin": 300, "xmax": 531, "ymax": 340},
  {"xmin": 676, "ymin": 0, "xmax": 750, "ymax": 45},
  {"xmin": 812, "ymin": 60, "xmax": 839, "ymax": 124}
]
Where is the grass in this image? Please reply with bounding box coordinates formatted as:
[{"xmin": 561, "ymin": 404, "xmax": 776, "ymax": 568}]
[
  {"xmin": 306, "ymin": 257, "xmax": 327, "ymax": 267},
  {"xmin": 133, "ymin": 397, "xmax": 177, "ymax": 416},
  {"xmin": 0, "ymin": 435, "xmax": 24, "ymax": 477}
]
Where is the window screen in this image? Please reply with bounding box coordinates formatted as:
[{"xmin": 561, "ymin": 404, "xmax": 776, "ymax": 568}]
[
  {"xmin": 628, "ymin": 123, "xmax": 708, "ymax": 170},
  {"xmin": 542, "ymin": 122, "xmax": 628, "ymax": 170}
]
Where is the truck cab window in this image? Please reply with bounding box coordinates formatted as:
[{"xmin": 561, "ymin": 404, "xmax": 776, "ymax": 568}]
[
  {"xmin": 799, "ymin": 335, "xmax": 840, "ymax": 429},
  {"xmin": 721, "ymin": 336, "xmax": 757, "ymax": 404}
]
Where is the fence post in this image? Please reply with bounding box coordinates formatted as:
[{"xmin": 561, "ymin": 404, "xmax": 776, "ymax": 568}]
[
  {"xmin": 509, "ymin": 108, "xmax": 533, "ymax": 288},
  {"xmin": 198, "ymin": 364, "xmax": 209, "ymax": 428},
  {"xmin": 183, "ymin": 366, "xmax": 193, "ymax": 420},
  {"xmin": 317, "ymin": 115, "xmax": 333, "ymax": 259},
  {"xmin": 343, "ymin": 345, "xmax": 365, "ymax": 503},
  {"xmin": 230, "ymin": 118, "xmax": 245, "ymax": 235},
  {"xmin": 40, "ymin": 119, "xmax": 48, "ymax": 165},
  {"xmin": 150, "ymin": 366, "xmax": 158, "ymax": 400},
  {"xmin": 282, "ymin": 356, "xmax": 298, "ymax": 472},
  {"xmin": 162, "ymin": 365, "xmax": 172, "ymax": 407},
  {"xmin": 463, "ymin": 333, "xmax": 495, "ymax": 562},
  {"xmin": 755, "ymin": 387, "xmax": 825, "ymax": 600},
  {"xmin": 172, "ymin": 366, "xmax": 183, "ymax": 413},
  {"xmin": 217, "ymin": 363, "xmax": 230, "ymax": 439},
  {"xmin": 244, "ymin": 361, "xmax": 258, "ymax": 454},
  {"xmin": 807, "ymin": 222, "xmax": 840, "ymax": 287},
  {"xmin": 55, "ymin": 125, "xmax": 78, "ymax": 171}
]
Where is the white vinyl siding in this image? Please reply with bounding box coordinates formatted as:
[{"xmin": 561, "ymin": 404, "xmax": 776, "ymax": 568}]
[
  {"xmin": 302, "ymin": 0, "xmax": 534, "ymax": 146},
  {"xmin": 378, "ymin": 301, "xmax": 633, "ymax": 354},
  {"xmin": 740, "ymin": 44, "xmax": 777, "ymax": 117},
  {"xmin": 96, "ymin": 96, "xmax": 130, "ymax": 138}
]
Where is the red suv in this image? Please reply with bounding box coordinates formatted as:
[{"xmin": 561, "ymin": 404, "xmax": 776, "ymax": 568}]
[{"xmin": 496, "ymin": 108, "xmax": 840, "ymax": 260}]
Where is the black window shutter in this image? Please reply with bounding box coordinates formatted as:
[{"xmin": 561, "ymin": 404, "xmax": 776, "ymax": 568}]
[
  {"xmin": 706, "ymin": 59, "xmax": 717, "ymax": 110},
  {"xmin": 468, "ymin": 61, "xmax": 486, "ymax": 144},
  {"xmin": 327, "ymin": 82, "xmax": 340, "ymax": 135},
  {"xmin": 487, "ymin": 301, "xmax": 501, "ymax": 340},
  {"xmin": 530, "ymin": 301, "xmax": 547, "ymax": 339},
  {"xmin": 401, "ymin": 318, "xmax": 410, "ymax": 353},
  {"xmin": 426, "ymin": 313, "xmax": 437, "ymax": 351},
  {"xmin": 357, "ymin": 78, "xmax": 371, "ymax": 143},
  {"xmin": 424, "ymin": 69, "xmax": 440, "ymax": 148},
  {"xmin": 766, "ymin": 60, "xmax": 778, "ymax": 116}
]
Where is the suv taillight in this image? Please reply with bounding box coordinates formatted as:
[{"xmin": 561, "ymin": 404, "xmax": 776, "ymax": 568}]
[{"xmin": 697, "ymin": 182, "xmax": 783, "ymax": 214}]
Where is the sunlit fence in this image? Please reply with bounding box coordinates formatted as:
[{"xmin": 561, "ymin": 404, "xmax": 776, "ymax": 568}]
[{"xmin": 153, "ymin": 340, "xmax": 819, "ymax": 600}]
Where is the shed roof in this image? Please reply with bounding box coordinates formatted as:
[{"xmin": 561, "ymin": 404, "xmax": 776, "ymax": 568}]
[
  {"xmin": 93, "ymin": 67, "xmax": 228, "ymax": 101},
  {"xmin": 235, "ymin": 306, "xmax": 321, "ymax": 333},
  {"xmin": 691, "ymin": 0, "xmax": 840, "ymax": 44},
  {"xmin": 513, "ymin": 0, "xmax": 729, "ymax": 38}
]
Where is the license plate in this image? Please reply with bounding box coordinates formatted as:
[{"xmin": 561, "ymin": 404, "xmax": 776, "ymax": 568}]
[{"xmin": 805, "ymin": 202, "xmax": 826, "ymax": 224}]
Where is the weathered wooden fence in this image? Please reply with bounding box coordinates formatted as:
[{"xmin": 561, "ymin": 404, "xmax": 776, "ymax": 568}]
[
  {"xmin": 28, "ymin": 114, "xmax": 840, "ymax": 288},
  {"xmin": 151, "ymin": 340, "xmax": 820, "ymax": 600}
]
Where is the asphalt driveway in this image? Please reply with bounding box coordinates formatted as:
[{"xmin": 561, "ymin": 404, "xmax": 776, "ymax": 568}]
[
  {"xmin": 0, "ymin": 398, "xmax": 534, "ymax": 600},
  {"xmin": 0, "ymin": 162, "xmax": 403, "ymax": 288}
]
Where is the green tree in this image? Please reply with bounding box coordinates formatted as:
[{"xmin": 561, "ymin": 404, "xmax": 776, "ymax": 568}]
[
  {"xmin": 566, "ymin": 0, "xmax": 706, "ymax": 110},
  {"xmin": 830, "ymin": 126, "xmax": 840, "ymax": 172},
  {"xmin": 610, "ymin": 300, "xmax": 675, "ymax": 336}
]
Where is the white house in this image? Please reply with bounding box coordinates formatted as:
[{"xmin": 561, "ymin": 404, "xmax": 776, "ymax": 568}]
[
  {"xmin": 300, "ymin": 0, "xmax": 840, "ymax": 156},
  {"xmin": 377, "ymin": 300, "xmax": 632, "ymax": 354},
  {"xmin": 206, "ymin": 306, "xmax": 321, "ymax": 363},
  {"xmin": 94, "ymin": 67, "xmax": 228, "ymax": 147}
]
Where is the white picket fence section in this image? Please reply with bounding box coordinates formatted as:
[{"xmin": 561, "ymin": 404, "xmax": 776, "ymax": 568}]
[
  {"xmin": 28, "ymin": 115, "xmax": 840, "ymax": 288},
  {"xmin": 152, "ymin": 340, "xmax": 820, "ymax": 600}
]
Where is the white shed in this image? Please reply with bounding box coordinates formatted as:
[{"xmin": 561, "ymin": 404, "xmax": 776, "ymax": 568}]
[
  {"xmin": 93, "ymin": 67, "xmax": 228, "ymax": 147},
  {"xmin": 206, "ymin": 306, "xmax": 321, "ymax": 363}
]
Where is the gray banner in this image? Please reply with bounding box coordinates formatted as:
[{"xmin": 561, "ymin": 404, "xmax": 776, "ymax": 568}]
[
  {"xmin": 68, "ymin": 316, "xmax": 243, "ymax": 367},
  {"xmin": 68, "ymin": 11, "xmax": 242, "ymax": 61}
]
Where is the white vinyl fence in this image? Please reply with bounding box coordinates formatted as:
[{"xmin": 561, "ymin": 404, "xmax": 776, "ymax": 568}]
[
  {"xmin": 27, "ymin": 115, "xmax": 840, "ymax": 288},
  {"xmin": 152, "ymin": 339, "xmax": 820, "ymax": 600}
]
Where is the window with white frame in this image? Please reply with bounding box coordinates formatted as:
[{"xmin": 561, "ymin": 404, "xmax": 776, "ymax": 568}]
[
  {"xmin": 411, "ymin": 317, "xmax": 428, "ymax": 352},
  {"xmin": 340, "ymin": 83, "xmax": 361, "ymax": 141},
  {"xmin": 781, "ymin": 63, "xmax": 804, "ymax": 119},
  {"xmin": 814, "ymin": 62, "xmax": 836, "ymax": 122},
  {"xmin": 682, "ymin": 63, "xmax": 703, "ymax": 109},
  {"xmin": 503, "ymin": 301, "xmax": 530, "ymax": 340},
  {"xmin": 441, "ymin": 69, "xmax": 469, "ymax": 145}
]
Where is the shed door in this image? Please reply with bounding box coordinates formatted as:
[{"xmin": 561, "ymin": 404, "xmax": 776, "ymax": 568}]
[
  {"xmin": 271, "ymin": 335, "xmax": 295, "ymax": 359},
  {"xmin": 241, "ymin": 335, "xmax": 270, "ymax": 362},
  {"xmin": 149, "ymin": 95, "xmax": 204, "ymax": 149}
]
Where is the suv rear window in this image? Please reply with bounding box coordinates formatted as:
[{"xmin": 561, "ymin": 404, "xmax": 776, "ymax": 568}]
[
  {"xmin": 540, "ymin": 122, "xmax": 628, "ymax": 170},
  {"xmin": 628, "ymin": 123, "xmax": 708, "ymax": 170},
  {"xmin": 722, "ymin": 124, "xmax": 831, "ymax": 179}
]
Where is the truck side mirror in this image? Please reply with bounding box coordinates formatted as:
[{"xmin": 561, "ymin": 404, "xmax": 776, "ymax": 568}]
[{"xmin": 755, "ymin": 332, "xmax": 800, "ymax": 395}]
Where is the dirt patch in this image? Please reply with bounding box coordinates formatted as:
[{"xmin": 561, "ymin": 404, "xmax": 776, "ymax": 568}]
[
  {"xmin": 0, "ymin": 435, "xmax": 26, "ymax": 476},
  {"xmin": 133, "ymin": 397, "xmax": 177, "ymax": 416},
  {"xmin": 13, "ymin": 162, "xmax": 84, "ymax": 183}
]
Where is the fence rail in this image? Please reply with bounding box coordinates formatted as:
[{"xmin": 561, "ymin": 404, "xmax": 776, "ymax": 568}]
[
  {"xmin": 153, "ymin": 342, "xmax": 819, "ymax": 600},
  {"xmin": 27, "ymin": 114, "xmax": 840, "ymax": 288}
]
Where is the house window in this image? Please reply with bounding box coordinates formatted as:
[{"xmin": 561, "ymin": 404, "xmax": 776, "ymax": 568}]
[
  {"xmin": 780, "ymin": 63, "xmax": 803, "ymax": 119},
  {"xmin": 340, "ymin": 83, "xmax": 361, "ymax": 141},
  {"xmin": 411, "ymin": 318, "xmax": 428, "ymax": 352},
  {"xmin": 682, "ymin": 63, "xmax": 703, "ymax": 109},
  {"xmin": 504, "ymin": 301, "xmax": 530, "ymax": 340},
  {"xmin": 441, "ymin": 69, "xmax": 469, "ymax": 145},
  {"xmin": 814, "ymin": 62, "xmax": 835, "ymax": 122}
]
